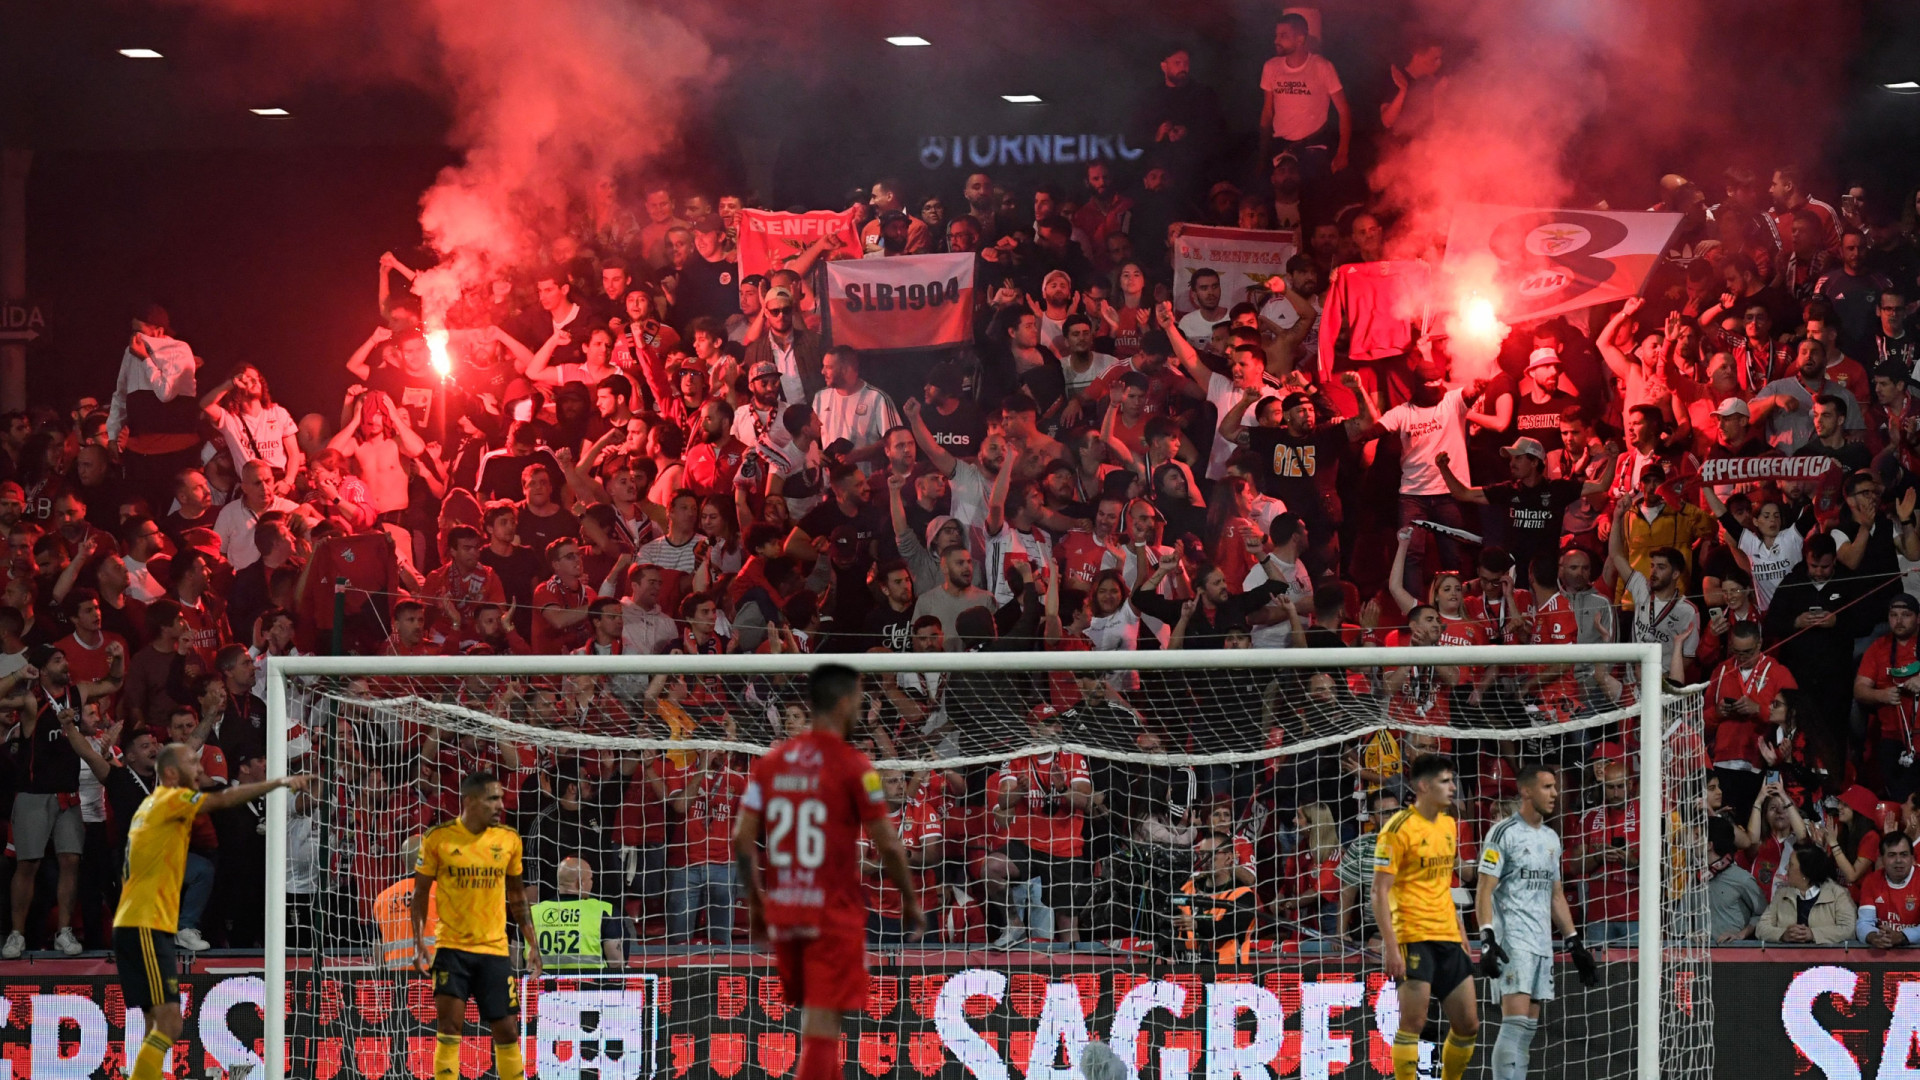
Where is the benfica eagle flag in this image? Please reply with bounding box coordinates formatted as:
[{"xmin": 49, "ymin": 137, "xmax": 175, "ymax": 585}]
[
  {"xmin": 825, "ymin": 253, "xmax": 975, "ymax": 351},
  {"xmin": 1442, "ymin": 204, "xmax": 1684, "ymax": 323},
  {"xmin": 737, "ymin": 208, "xmax": 865, "ymax": 278}
]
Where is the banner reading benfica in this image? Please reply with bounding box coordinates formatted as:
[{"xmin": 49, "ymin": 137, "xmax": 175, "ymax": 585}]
[
  {"xmin": 826, "ymin": 253, "xmax": 975, "ymax": 352},
  {"xmin": 737, "ymin": 208, "xmax": 865, "ymax": 279},
  {"xmin": 1170, "ymin": 225, "xmax": 1301, "ymax": 311},
  {"xmin": 1442, "ymin": 204, "xmax": 1684, "ymax": 323}
]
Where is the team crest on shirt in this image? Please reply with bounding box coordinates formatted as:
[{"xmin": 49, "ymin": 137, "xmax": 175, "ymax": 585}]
[
  {"xmin": 721, "ymin": 272, "xmax": 734, "ymax": 285},
  {"xmin": 490, "ymin": 843, "xmax": 504, "ymax": 859},
  {"xmin": 1906, "ymin": 896, "xmax": 1915, "ymax": 913}
]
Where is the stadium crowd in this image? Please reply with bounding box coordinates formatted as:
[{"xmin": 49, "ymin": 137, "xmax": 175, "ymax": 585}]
[{"xmin": 8, "ymin": 19, "xmax": 1920, "ymax": 963}]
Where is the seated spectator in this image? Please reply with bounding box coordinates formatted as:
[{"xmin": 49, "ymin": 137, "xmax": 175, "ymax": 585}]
[{"xmin": 1756, "ymin": 843, "xmax": 1857, "ymax": 944}]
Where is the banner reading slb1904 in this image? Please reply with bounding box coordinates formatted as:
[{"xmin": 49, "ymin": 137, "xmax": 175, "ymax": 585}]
[{"xmin": 826, "ymin": 254, "xmax": 975, "ymax": 352}]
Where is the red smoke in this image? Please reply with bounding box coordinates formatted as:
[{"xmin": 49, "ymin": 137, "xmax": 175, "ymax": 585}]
[{"xmin": 152, "ymin": 0, "xmax": 720, "ymax": 326}]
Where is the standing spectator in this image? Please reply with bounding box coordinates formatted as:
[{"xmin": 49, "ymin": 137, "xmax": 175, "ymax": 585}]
[
  {"xmin": 1436, "ymin": 441, "xmax": 1599, "ymax": 573},
  {"xmin": 669, "ymin": 217, "xmax": 741, "ymax": 332},
  {"xmin": 812, "ymin": 348, "xmax": 902, "ymax": 468},
  {"xmin": 533, "ymin": 538, "xmax": 595, "ymax": 655},
  {"xmin": 2, "ymin": 641, "xmax": 124, "ymax": 957},
  {"xmin": 479, "ymin": 503, "xmax": 541, "ymax": 640},
  {"xmin": 213, "ymin": 461, "xmax": 301, "ymax": 571},
  {"xmin": 663, "ymin": 748, "xmax": 746, "ymax": 944},
  {"xmin": 1707, "ymin": 622, "xmax": 1798, "ymax": 817},
  {"xmin": 108, "ymin": 303, "xmax": 201, "ymax": 486},
  {"xmin": 1577, "ymin": 761, "xmax": 1640, "ymax": 945},
  {"xmin": 1354, "ymin": 352, "xmax": 1480, "ymax": 595},
  {"xmin": 1258, "ymin": 14, "xmax": 1352, "ymax": 183},
  {"xmin": 201, "ymin": 364, "xmax": 303, "ymax": 489},
  {"xmin": 1815, "ymin": 232, "xmax": 1893, "ymax": 358},
  {"xmin": 1857, "ymin": 593, "xmax": 1920, "ymax": 801}
]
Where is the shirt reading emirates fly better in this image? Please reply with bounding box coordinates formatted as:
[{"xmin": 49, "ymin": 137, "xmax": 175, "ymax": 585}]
[
  {"xmin": 415, "ymin": 819, "xmax": 523, "ymax": 957},
  {"xmin": 743, "ymin": 729, "xmax": 887, "ymax": 938}
]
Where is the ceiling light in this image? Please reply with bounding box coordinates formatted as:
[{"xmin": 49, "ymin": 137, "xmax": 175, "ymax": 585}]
[
  {"xmin": 118, "ymin": 48, "xmax": 164, "ymax": 59},
  {"xmin": 886, "ymin": 36, "xmax": 931, "ymax": 47},
  {"xmin": 1002, "ymin": 94, "xmax": 1043, "ymax": 104},
  {"xmin": 1886, "ymin": 81, "xmax": 1920, "ymax": 91},
  {"xmin": 250, "ymin": 107, "xmax": 292, "ymax": 117}
]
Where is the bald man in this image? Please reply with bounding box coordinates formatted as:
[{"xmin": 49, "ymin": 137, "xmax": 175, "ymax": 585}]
[{"xmin": 529, "ymin": 856, "xmax": 624, "ymax": 968}]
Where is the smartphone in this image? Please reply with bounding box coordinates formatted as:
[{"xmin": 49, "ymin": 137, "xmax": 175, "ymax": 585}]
[{"xmin": 1764, "ymin": 770, "xmax": 1783, "ymax": 789}]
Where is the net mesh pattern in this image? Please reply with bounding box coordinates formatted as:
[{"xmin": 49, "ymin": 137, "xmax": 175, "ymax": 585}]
[{"xmin": 273, "ymin": 652, "xmax": 1710, "ymax": 1080}]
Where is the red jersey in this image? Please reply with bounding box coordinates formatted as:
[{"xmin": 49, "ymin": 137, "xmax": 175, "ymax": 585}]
[
  {"xmin": 1859, "ymin": 633, "xmax": 1920, "ymax": 744},
  {"xmin": 1579, "ymin": 803, "xmax": 1640, "ymax": 923},
  {"xmin": 177, "ymin": 594, "xmax": 228, "ymax": 666},
  {"xmin": 1858, "ymin": 868, "xmax": 1920, "ymax": 931},
  {"xmin": 531, "ymin": 574, "xmax": 595, "ymax": 654},
  {"xmin": 668, "ymin": 758, "xmax": 748, "ymax": 867},
  {"xmin": 865, "ymin": 796, "xmax": 943, "ymax": 919},
  {"xmin": 1705, "ymin": 656, "xmax": 1797, "ymax": 767},
  {"xmin": 1463, "ymin": 587, "xmax": 1533, "ymax": 646},
  {"xmin": 743, "ymin": 729, "xmax": 887, "ymax": 937},
  {"xmin": 994, "ymin": 752, "xmax": 1092, "ymax": 857},
  {"xmin": 301, "ymin": 533, "xmax": 399, "ymax": 631},
  {"xmin": 1085, "ymin": 358, "xmax": 1187, "ymax": 416},
  {"xmin": 1741, "ymin": 835, "xmax": 1792, "ymax": 902},
  {"xmin": 1052, "ymin": 530, "xmax": 1113, "ymax": 593},
  {"xmin": 418, "ymin": 563, "xmax": 506, "ymax": 644}
]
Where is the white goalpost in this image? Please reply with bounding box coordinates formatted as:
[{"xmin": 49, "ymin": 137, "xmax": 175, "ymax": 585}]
[{"xmin": 259, "ymin": 644, "xmax": 1706, "ymax": 1080}]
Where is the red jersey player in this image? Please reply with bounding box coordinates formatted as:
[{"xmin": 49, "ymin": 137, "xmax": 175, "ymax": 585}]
[{"xmin": 733, "ymin": 664, "xmax": 924, "ymax": 1080}]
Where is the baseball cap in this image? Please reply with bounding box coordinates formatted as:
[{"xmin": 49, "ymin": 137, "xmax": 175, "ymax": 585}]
[
  {"xmin": 1892, "ymin": 593, "xmax": 1920, "ymax": 615},
  {"xmin": 1526, "ymin": 347, "xmax": 1561, "ymax": 370},
  {"xmin": 1712, "ymin": 398, "xmax": 1750, "ymax": 419},
  {"xmin": 1280, "ymin": 392, "xmax": 1311, "ymax": 412},
  {"xmin": 1208, "ymin": 180, "xmax": 1243, "ymax": 200},
  {"xmin": 0, "ymin": 481, "xmax": 23, "ymax": 504},
  {"xmin": 749, "ymin": 360, "xmax": 780, "ymax": 382},
  {"xmin": 554, "ymin": 381, "xmax": 591, "ymax": 404},
  {"xmin": 763, "ymin": 287, "xmax": 795, "ymax": 310},
  {"xmin": 1501, "ymin": 437, "xmax": 1547, "ymax": 461},
  {"xmin": 692, "ymin": 214, "xmax": 726, "ymax": 235}
]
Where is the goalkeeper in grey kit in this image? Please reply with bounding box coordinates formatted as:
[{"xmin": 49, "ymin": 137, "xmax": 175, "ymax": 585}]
[{"xmin": 1472, "ymin": 765, "xmax": 1598, "ymax": 1080}]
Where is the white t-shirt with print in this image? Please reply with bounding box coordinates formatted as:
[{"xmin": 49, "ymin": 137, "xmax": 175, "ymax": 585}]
[
  {"xmin": 1378, "ymin": 387, "xmax": 1469, "ymax": 495},
  {"xmin": 1260, "ymin": 53, "xmax": 1343, "ymax": 141},
  {"xmin": 214, "ymin": 404, "xmax": 299, "ymax": 474}
]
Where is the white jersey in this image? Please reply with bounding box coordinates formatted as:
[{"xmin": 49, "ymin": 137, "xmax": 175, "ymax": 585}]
[{"xmin": 1477, "ymin": 814, "xmax": 1562, "ymax": 958}]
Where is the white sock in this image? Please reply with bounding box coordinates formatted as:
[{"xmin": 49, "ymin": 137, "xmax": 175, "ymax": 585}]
[{"xmin": 1492, "ymin": 1015, "xmax": 1538, "ymax": 1080}]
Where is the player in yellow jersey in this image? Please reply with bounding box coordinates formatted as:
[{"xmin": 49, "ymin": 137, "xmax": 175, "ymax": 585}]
[
  {"xmin": 1373, "ymin": 754, "xmax": 1478, "ymax": 1080},
  {"xmin": 114, "ymin": 743, "xmax": 309, "ymax": 1080},
  {"xmin": 413, "ymin": 771, "xmax": 542, "ymax": 1080}
]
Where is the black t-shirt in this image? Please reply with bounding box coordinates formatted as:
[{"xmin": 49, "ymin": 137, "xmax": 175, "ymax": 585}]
[
  {"xmin": 477, "ymin": 449, "xmax": 563, "ymax": 502},
  {"xmin": 920, "ymin": 400, "xmax": 988, "ymax": 459},
  {"xmin": 214, "ymin": 695, "xmax": 268, "ymax": 764},
  {"xmin": 516, "ymin": 505, "xmax": 580, "ymax": 570},
  {"xmin": 672, "ymin": 256, "xmax": 742, "ymax": 332},
  {"xmin": 366, "ymin": 361, "xmax": 445, "ymax": 435},
  {"xmin": 105, "ymin": 764, "xmax": 156, "ymax": 844},
  {"xmin": 1512, "ymin": 389, "xmax": 1579, "ymax": 454},
  {"xmin": 1481, "ymin": 477, "xmax": 1586, "ymax": 568},
  {"xmin": 861, "ymin": 602, "xmax": 916, "ymax": 653},
  {"xmin": 800, "ymin": 499, "xmax": 888, "ymax": 550},
  {"xmin": 20, "ymin": 685, "xmax": 84, "ymax": 794},
  {"xmin": 1245, "ymin": 422, "xmax": 1348, "ymax": 524},
  {"xmin": 164, "ymin": 505, "xmax": 220, "ymax": 543},
  {"xmin": 480, "ymin": 543, "xmax": 545, "ymax": 639}
]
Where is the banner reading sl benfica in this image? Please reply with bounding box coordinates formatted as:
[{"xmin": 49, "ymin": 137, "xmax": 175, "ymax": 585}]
[
  {"xmin": 826, "ymin": 253, "xmax": 975, "ymax": 351},
  {"xmin": 1442, "ymin": 204, "xmax": 1684, "ymax": 323},
  {"xmin": 1170, "ymin": 224, "xmax": 1301, "ymax": 312},
  {"xmin": 737, "ymin": 208, "xmax": 865, "ymax": 279}
]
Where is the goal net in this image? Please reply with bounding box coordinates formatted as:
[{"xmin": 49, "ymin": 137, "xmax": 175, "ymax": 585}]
[{"xmin": 259, "ymin": 645, "xmax": 1710, "ymax": 1080}]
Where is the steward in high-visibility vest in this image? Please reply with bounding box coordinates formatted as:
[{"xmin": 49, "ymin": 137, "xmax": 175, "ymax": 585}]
[
  {"xmin": 529, "ymin": 856, "xmax": 616, "ymax": 970},
  {"xmin": 375, "ymin": 836, "xmax": 437, "ymax": 969},
  {"xmin": 1176, "ymin": 833, "xmax": 1259, "ymax": 964}
]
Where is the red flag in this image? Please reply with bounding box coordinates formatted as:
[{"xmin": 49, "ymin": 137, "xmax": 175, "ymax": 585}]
[{"xmin": 738, "ymin": 209, "xmax": 863, "ymax": 279}]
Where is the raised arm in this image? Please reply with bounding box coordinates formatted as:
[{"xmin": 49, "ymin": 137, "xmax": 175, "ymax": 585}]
[
  {"xmin": 984, "ymin": 445, "xmax": 1018, "ymax": 536},
  {"xmin": 1608, "ymin": 497, "xmax": 1638, "ymax": 583},
  {"xmin": 524, "ymin": 330, "xmax": 573, "ymax": 384},
  {"xmin": 346, "ymin": 327, "xmax": 393, "ymax": 382},
  {"xmin": 901, "ymin": 397, "xmax": 958, "ymax": 477},
  {"xmin": 1434, "ymin": 450, "xmax": 1487, "ymax": 505},
  {"xmin": 1596, "ymin": 298, "xmax": 1644, "ymax": 381},
  {"xmin": 199, "ymin": 375, "xmax": 235, "ymax": 426},
  {"xmin": 1388, "ymin": 527, "xmax": 1419, "ymax": 614}
]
